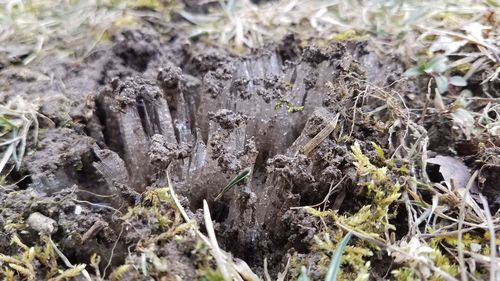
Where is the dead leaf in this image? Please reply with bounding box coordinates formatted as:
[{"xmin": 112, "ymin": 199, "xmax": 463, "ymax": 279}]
[
  {"xmin": 427, "ymin": 156, "xmax": 485, "ymax": 221},
  {"xmin": 463, "ymin": 22, "xmax": 488, "ymax": 44},
  {"xmin": 429, "ymin": 35, "xmax": 467, "ymax": 55},
  {"xmin": 427, "ymin": 155, "xmax": 470, "ymax": 190}
]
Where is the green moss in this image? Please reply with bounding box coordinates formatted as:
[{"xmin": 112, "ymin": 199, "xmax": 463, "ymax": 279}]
[
  {"xmin": 0, "ymin": 235, "xmax": 68, "ymax": 280},
  {"xmin": 303, "ymin": 141, "xmax": 408, "ymax": 279},
  {"xmin": 329, "ymin": 30, "xmax": 368, "ymax": 41},
  {"xmin": 275, "ymin": 98, "xmax": 305, "ymax": 113},
  {"xmin": 199, "ymin": 269, "xmax": 225, "ymax": 281},
  {"xmin": 129, "ymin": 0, "xmax": 162, "ymax": 10},
  {"xmin": 393, "ymin": 267, "xmax": 418, "ymax": 281}
]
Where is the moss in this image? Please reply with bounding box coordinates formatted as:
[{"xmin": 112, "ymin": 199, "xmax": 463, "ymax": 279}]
[
  {"xmin": 275, "ymin": 98, "xmax": 305, "ymax": 113},
  {"xmin": 199, "ymin": 269, "xmax": 225, "ymax": 281},
  {"xmin": 393, "ymin": 267, "xmax": 418, "ymax": 281},
  {"xmin": 302, "ymin": 141, "xmax": 406, "ymax": 279},
  {"xmin": 329, "ymin": 30, "xmax": 368, "ymax": 41},
  {"xmin": 0, "ymin": 235, "xmax": 65, "ymax": 281},
  {"xmin": 129, "ymin": 0, "xmax": 163, "ymax": 10}
]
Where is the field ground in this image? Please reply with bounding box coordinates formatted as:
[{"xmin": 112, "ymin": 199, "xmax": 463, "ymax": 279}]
[{"xmin": 0, "ymin": 0, "xmax": 499, "ymax": 280}]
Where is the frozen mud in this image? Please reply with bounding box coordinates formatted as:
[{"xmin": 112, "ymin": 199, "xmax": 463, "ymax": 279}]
[{"xmin": 1, "ymin": 20, "xmax": 498, "ymax": 279}]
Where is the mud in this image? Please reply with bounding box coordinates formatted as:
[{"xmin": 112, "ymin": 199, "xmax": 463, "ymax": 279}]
[{"xmin": 1, "ymin": 13, "xmax": 499, "ymax": 280}]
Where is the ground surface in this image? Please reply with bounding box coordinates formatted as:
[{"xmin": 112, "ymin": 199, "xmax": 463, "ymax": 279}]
[{"xmin": 1, "ymin": 1, "xmax": 500, "ymax": 280}]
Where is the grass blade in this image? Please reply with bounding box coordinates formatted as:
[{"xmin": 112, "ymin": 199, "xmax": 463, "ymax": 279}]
[
  {"xmin": 298, "ymin": 266, "xmax": 309, "ymax": 281},
  {"xmin": 0, "ymin": 143, "xmax": 15, "ymax": 175},
  {"xmin": 325, "ymin": 231, "xmax": 353, "ymax": 281},
  {"xmin": 214, "ymin": 167, "xmax": 252, "ymax": 201},
  {"xmin": 0, "ymin": 115, "xmax": 15, "ymax": 131},
  {"xmin": 203, "ymin": 200, "xmax": 230, "ymax": 280},
  {"xmin": 303, "ymin": 113, "xmax": 339, "ymax": 156}
]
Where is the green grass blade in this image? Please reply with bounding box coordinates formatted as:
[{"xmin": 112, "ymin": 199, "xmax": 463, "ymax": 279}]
[
  {"xmin": 0, "ymin": 115, "xmax": 15, "ymax": 136},
  {"xmin": 324, "ymin": 231, "xmax": 353, "ymax": 281},
  {"xmin": 0, "ymin": 115, "xmax": 15, "ymax": 128},
  {"xmin": 214, "ymin": 167, "xmax": 252, "ymax": 201}
]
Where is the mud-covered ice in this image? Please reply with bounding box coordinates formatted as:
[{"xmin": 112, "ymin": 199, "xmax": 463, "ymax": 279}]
[{"xmin": 0, "ymin": 24, "xmax": 423, "ymax": 275}]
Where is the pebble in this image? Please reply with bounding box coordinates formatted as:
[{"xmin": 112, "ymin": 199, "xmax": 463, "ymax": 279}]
[{"xmin": 27, "ymin": 212, "xmax": 57, "ymax": 234}]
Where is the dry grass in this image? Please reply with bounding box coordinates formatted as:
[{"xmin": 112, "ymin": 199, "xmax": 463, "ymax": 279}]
[
  {"xmin": 0, "ymin": 0, "xmax": 180, "ymax": 66},
  {"xmin": 0, "ymin": 96, "xmax": 41, "ymax": 177}
]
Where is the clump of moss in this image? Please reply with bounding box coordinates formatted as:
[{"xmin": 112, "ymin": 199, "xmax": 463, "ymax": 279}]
[
  {"xmin": 108, "ymin": 187, "xmax": 223, "ymax": 280},
  {"xmin": 296, "ymin": 136, "xmax": 496, "ymax": 280},
  {"xmin": 0, "ymin": 235, "xmax": 86, "ymax": 281},
  {"xmin": 296, "ymin": 141, "xmax": 404, "ymax": 280},
  {"xmin": 338, "ymin": 141, "xmax": 401, "ymax": 236}
]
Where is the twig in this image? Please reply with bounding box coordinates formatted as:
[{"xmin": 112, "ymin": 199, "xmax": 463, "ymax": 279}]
[
  {"xmin": 263, "ymin": 258, "xmax": 272, "ymax": 281},
  {"xmin": 418, "ymin": 226, "xmax": 480, "ymax": 238},
  {"xmin": 290, "ymin": 174, "xmax": 347, "ymax": 209},
  {"xmin": 479, "ymin": 194, "xmax": 497, "ymax": 281},
  {"xmin": 72, "ymin": 199, "xmax": 123, "ymax": 216},
  {"xmin": 49, "ymin": 236, "xmax": 92, "ymax": 281},
  {"xmin": 457, "ymin": 170, "xmax": 479, "ymax": 281},
  {"xmin": 103, "ymin": 225, "xmax": 124, "ymax": 278},
  {"xmin": 433, "ymin": 210, "xmax": 491, "ymax": 229},
  {"xmin": 81, "ymin": 220, "xmax": 105, "ymax": 244},
  {"xmin": 77, "ymin": 189, "xmax": 118, "ymax": 198}
]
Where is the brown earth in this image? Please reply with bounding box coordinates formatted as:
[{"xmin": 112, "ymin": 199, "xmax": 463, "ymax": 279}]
[{"xmin": 1, "ymin": 12, "xmax": 499, "ymax": 280}]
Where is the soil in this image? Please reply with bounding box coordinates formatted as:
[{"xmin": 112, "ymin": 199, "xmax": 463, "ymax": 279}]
[{"xmin": 1, "ymin": 9, "xmax": 499, "ymax": 281}]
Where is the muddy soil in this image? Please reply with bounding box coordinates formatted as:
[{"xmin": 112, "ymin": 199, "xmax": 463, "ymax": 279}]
[{"xmin": 1, "ymin": 14, "xmax": 499, "ymax": 280}]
